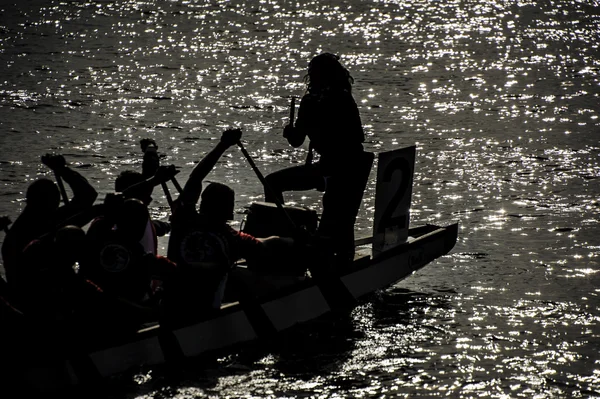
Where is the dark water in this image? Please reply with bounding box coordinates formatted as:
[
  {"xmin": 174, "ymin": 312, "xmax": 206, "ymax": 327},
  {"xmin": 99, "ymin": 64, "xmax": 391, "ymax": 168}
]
[{"xmin": 1, "ymin": 1, "xmax": 599, "ymax": 397}]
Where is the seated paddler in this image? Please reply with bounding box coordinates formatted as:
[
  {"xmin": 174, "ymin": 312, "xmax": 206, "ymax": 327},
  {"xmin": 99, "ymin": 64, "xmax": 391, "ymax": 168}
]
[
  {"xmin": 113, "ymin": 140, "xmax": 173, "ymax": 254},
  {"xmin": 18, "ymin": 226, "xmax": 155, "ymax": 336},
  {"xmin": 1, "ymin": 153, "xmax": 97, "ymax": 290},
  {"xmin": 162, "ymin": 128, "xmax": 295, "ymax": 324},
  {"xmin": 82, "ymin": 195, "xmax": 177, "ymax": 309}
]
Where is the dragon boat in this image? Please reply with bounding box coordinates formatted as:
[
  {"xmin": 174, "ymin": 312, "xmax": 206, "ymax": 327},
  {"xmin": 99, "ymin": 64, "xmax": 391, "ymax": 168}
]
[{"xmin": 23, "ymin": 146, "xmax": 458, "ymax": 390}]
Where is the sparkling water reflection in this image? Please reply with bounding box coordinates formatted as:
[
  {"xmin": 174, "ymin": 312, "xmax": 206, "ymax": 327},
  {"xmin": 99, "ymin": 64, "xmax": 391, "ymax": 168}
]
[{"xmin": 0, "ymin": 0, "xmax": 599, "ymax": 398}]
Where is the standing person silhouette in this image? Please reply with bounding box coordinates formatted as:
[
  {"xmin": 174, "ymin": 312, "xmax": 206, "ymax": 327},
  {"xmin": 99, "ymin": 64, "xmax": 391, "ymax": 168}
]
[{"xmin": 265, "ymin": 53, "xmax": 374, "ymax": 263}]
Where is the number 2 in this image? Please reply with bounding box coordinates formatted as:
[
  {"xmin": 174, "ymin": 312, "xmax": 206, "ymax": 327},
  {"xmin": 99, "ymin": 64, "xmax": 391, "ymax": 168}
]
[{"xmin": 378, "ymin": 157, "xmax": 411, "ymax": 233}]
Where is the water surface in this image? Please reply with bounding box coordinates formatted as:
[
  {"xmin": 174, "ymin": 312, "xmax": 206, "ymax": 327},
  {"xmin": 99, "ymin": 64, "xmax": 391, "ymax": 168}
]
[{"xmin": 0, "ymin": 1, "xmax": 599, "ymax": 397}]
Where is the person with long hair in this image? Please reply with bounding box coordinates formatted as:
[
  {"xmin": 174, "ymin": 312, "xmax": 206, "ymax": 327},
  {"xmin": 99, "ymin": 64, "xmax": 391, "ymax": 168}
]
[{"xmin": 265, "ymin": 53, "xmax": 374, "ymax": 263}]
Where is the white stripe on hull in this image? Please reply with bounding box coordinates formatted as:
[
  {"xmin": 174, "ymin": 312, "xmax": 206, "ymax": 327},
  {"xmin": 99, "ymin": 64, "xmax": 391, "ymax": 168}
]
[
  {"xmin": 174, "ymin": 311, "xmax": 257, "ymax": 358},
  {"xmin": 343, "ymin": 251, "xmax": 412, "ymax": 299},
  {"xmin": 344, "ymin": 228, "xmax": 449, "ymax": 299},
  {"xmin": 36, "ymin": 223, "xmax": 456, "ymax": 389},
  {"xmin": 90, "ymin": 337, "xmax": 165, "ymax": 377},
  {"xmin": 262, "ymin": 285, "xmax": 330, "ymax": 332},
  {"xmin": 90, "ymin": 336, "xmax": 165, "ymax": 377}
]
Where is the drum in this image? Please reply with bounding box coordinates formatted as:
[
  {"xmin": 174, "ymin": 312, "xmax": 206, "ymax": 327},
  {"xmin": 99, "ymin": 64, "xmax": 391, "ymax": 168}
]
[{"xmin": 242, "ymin": 201, "xmax": 318, "ymax": 238}]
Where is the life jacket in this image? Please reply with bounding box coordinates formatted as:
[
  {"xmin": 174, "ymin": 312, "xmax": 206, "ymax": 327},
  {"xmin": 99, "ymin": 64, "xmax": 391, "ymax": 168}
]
[
  {"xmin": 85, "ymin": 232, "xmax": 151, "ymax": 304},
  {"xmin": 178, "ymin": 230, "xmax": 231, "ymax": 271},
  {"xmin": 168, "ymin": 229, "xmax": 233, "ymax": 311}
]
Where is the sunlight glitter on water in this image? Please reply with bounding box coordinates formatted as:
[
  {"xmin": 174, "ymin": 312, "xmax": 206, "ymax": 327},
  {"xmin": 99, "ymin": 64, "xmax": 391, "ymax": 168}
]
[{"xmin": 0, "ymin": 0, "xmax": 599, "ymax": 398}]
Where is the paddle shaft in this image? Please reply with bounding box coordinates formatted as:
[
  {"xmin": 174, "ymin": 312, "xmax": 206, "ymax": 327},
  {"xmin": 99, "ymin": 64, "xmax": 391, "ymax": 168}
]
[
  {"xmin": 237, "ymin": 141, "xmax": 297, "ymax": 231},
  {"xmin": 161, "ymin": 182, "xmax": 174, "ymax": 209},
  {"xmin": 54, "ymin": 172, "xmax": 69, "ymax": 205},
  {"xmin": 289, "ymin": 96, "xmax": 295, "ymax": 124},
  {"xmin": 288, "ymin": 96, "xmax": 314, "ymax": 166},
  {"xmin": 171, "ymin": 177, "xmax": 183, "ymax": 194}
]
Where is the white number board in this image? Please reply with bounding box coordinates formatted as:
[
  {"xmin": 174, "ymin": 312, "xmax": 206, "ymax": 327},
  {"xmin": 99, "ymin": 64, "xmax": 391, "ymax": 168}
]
[{"xmin": 372, "ymin": 146, "xmax": 416, "ymax": 256}]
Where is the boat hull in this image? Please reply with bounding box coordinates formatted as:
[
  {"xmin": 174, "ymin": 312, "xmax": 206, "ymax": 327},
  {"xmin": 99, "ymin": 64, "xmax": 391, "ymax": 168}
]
[{"xmin": 46, "ymin": 222, "xmax": 458, "ymax": 385}]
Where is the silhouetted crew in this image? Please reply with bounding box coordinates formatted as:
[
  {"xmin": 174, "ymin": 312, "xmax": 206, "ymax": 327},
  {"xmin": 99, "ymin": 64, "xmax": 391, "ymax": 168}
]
[
  {"xmin": 19, "ymin": 226, "xmax": 97, "ymax": 323},
  {"xmin": 19, "ymin": 225, "xmax": 157, "ymax": 345},
  {"xmin": 265, "ymin": 53, "xmax": 374, "ymax": 262},
  {"xmin": 83, "ymin": 195, "xmax": 177, "ymax": 307},
  {"xmin": 82, "ymin": 165, "xmax": 177, "ymax": 305},
  {"xmin": 0, "ymin": 271, "xmax": 27, "ymax": 393},
  {"xmin": 164, "ymin": 129, "xmax": 294, "ymax": 324},
  {"xmin": 1, "ymin": 154, "xmax": 97, "ymax": 287},
  {"xmin": 113, "ymin": 138, "xmax": 170, "ymax": 255}
]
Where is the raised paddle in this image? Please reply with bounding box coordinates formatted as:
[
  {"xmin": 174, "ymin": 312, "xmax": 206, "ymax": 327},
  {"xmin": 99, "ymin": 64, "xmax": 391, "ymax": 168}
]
[
  {"xmin": 160, "ymin": 174, "xmax": 183, "ymax": 208},
  {"xmin": 161, "ymin": 182, "xmax": 174, "ymax": 209},
  {"xmin": 287, "ymin": 96, "xmax": 313, "ymax": 166},
  {"xmin": 55, "ymin": 172, "xmax": 70, "ymax": 205},
  {"xmin": 160, "ymin": 176, "xmax": 183, "ymax": 210},
  {"xmin": 140, "ymin": 138, "xmax": 178, "ymax": 210},
  {"xmin": 170, "ymin": 177, "xmax": 183, "ymax": 194},
  {"xmin": 153, "ymin": 165, "xmax": 179, "ymax": 210},
  {"xmin": 41, "ymin": 154, "xmax": 70, "ymax": 205}
]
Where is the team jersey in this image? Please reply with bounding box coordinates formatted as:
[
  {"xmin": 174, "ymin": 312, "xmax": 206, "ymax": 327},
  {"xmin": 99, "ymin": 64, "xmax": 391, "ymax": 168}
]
[
  {"xmin": 168, "ymin": 200, "xmax": 262, "ymax": 271},
  {"xmin": 166, "ymin": 199, "xmax": 262, "ymax": 312}
]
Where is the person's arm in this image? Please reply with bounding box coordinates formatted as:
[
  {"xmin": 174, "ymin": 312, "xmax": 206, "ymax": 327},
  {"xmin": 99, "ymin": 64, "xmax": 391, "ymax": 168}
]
[
  {"xmin": 0, "ymin": 216, "xmax": 11, "ymax": 233},
  {"xmin": 54, "ymin": 204, "xmax": 106, "ymax": 230},
  {"xmin": 238, "ymin": 230, "xmax": 296, "ymax": 272},
  {"xmin": 283, "ymin": 95, "xmax": 314, "ymax": 148},
  {"xmin": 256, "ymin": 236, "xmax": 295, "ymax": 263},
  {"xmin": 178, "ymin": 128, "xmax": 242, "ymax": 206},
  {"xmin": 258, "ymin": 236, "xmax": 294, "ymax": 248},
  {"xmin": 41, "ymin": 154, "xmax": 98, "ymax": 209},
  {"xmin": 83, "ymin": 279, "xmax": 158, "ymax": 323},
  {"xmin": 121, "ymin": 164, "xmax": 179, "ymax": 200},
  {"xmin": 140, "ymin": 139, "xmax": 160, "ymax": 179}
]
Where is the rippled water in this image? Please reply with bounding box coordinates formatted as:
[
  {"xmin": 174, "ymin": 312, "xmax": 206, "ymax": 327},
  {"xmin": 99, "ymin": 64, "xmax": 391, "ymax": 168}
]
[{"xmin": 1, "ymin": 0, "xmax": 599, "ymax": 398}]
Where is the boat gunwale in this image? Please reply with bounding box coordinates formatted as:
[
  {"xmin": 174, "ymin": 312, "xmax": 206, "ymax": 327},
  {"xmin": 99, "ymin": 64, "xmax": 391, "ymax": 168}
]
[{"xmin": 86, "ymin": 222, "xmax": 458, "ymax": 352}]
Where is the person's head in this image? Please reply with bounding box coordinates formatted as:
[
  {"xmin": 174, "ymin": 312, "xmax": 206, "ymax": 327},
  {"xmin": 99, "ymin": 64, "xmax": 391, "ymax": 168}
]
[
  {"xmin": 199, "ymin": 182, "xmax": 235, "ymax": 223},
  {"xmin": 115, "ymin": 170, "xmax": 152, "ymax": 205},
  {"xmin": 26, "ymin": 178, "xmax": 60, "ymax": 211},
  {"xmin": 115, "ymin": 198, "xmax": 149, "ymax": 242},
  {"xmin": 304, "ymin": 53, "xmax": 353, "ymax": 93},
  {"xmin": 53, "ymin": 225, "xmax": 86, "ymax": 270}
]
